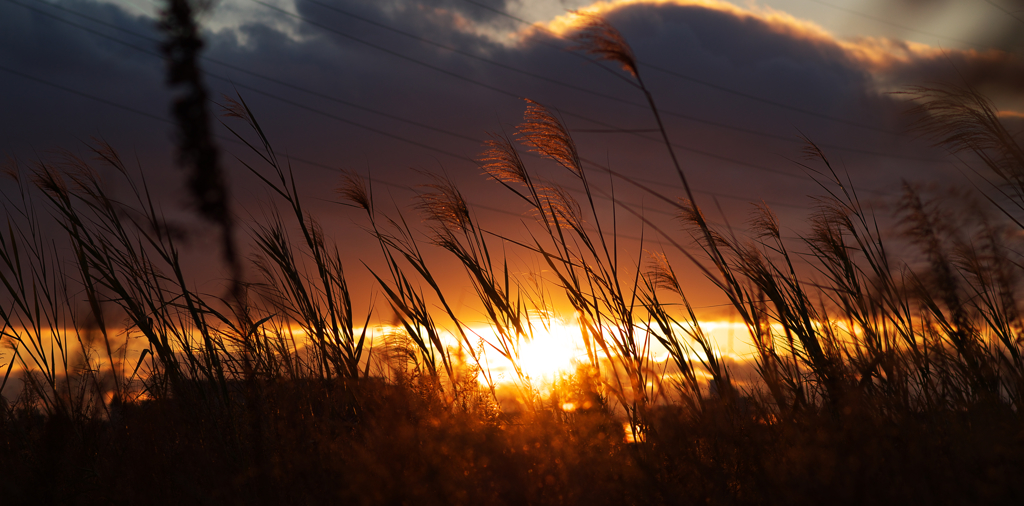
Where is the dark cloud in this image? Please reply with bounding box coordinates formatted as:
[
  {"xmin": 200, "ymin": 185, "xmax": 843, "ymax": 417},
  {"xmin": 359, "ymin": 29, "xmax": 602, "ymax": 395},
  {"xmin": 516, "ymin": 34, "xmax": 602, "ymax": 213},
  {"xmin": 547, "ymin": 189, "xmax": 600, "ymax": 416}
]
[
  {"xmin": 879, "ymin": 47, "xmax": 1024, "ymax": 110},
  {"xmin": 598, "ymin": 3, "xmax": 883, "ymax": 126},
  {"xmin": 345, "ymin": 0, "xmax": 517, "ymax": 26}
]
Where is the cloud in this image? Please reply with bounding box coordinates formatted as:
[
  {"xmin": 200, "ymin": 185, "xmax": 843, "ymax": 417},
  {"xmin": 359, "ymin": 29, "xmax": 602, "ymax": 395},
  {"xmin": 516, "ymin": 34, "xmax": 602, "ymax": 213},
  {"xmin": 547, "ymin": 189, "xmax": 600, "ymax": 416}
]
[
  {"xmin": 534, "ymin": 1, "xmax": 1024, "ymax": 99},
  {"xmin": 875, "ymin": 46, "xmax": 1024, "ymax": 111}
]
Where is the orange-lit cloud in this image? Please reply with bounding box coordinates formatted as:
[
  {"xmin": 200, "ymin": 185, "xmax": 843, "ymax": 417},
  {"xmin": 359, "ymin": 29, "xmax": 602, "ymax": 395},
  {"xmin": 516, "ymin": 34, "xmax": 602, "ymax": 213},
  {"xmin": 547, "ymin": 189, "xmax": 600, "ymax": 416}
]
[
  {"xmin": 520, "ymin": 0, "xmax": 1022, "ymax": 102},
  {"xmin": 527, "ymin": 0, "xmax": 838, "ymax": 45}
]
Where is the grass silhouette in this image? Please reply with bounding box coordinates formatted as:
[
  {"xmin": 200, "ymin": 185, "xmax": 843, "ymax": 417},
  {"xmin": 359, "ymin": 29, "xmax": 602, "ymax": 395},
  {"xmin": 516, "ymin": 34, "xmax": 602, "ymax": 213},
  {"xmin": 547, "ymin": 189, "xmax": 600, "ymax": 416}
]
[{"xmin": 2, "ymin": 9, "xmax": 1024, "ymax": 506}]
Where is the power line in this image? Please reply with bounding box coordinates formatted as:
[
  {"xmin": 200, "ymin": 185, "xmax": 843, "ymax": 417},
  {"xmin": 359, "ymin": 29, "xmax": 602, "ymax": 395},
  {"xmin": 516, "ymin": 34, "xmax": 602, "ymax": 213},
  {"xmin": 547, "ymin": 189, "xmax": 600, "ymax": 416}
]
[
  {"xmin": 301, "ymin": 0, "xmax": 648, "ymax": 110},
  {"xmin": 3, "ymin": 1, "xmax": 891, "ymax": 212},
  {"xmin": 14, "ymin": 0, "xmax": 485, "ymax": 145},
  {"xmin": 5, "ymin": 0, "xmax": 483, "ymax": 156},
  {"xmin": 983, "ymin": 0, "xmax": 1024, "ymax": 26},
  {"xmin": 259, "ymin": 0, "xmax": 945, "ymax": 164},
  {"xmin": 238, "ymin": 1, "xmax": 828, "ymax": 178},
  {"xmin": 17, "ymin": 0, "xmax": 940, "ymax": 184},
  {"xmin": 301, "ymin": 0, "xmax": 920, "ymax": 158},
  {"xmin": 3, "ymin": 0, "xmax": 790, "ymax": 200},
  {"xmin": 0, "ymin": 61, "xmax": 739, "ymax": 247},
  {"xmin": 0, "ymin": 61, "xmax": 810, "ymax": 220},
  {"xmin": 243, "ymin": 0, "xmax": 942, "ymax": 190},
  {"xmin": 804, "ymin": 0, "xmax": 988, "ymax": 49},
  {"xmin": 3, "ymin": 60, "xmax": 848, "ymax": 258},
  {"xmin": 0, "ymin": 63, "xmax": 168, "ymax": 124},
  {"xmin": 459, "ymin": 0, "xmax": 911, "ymax": 137},
  {"xmin": 3, "ymin": 20, "xmax": 864, "ymax": 236}
]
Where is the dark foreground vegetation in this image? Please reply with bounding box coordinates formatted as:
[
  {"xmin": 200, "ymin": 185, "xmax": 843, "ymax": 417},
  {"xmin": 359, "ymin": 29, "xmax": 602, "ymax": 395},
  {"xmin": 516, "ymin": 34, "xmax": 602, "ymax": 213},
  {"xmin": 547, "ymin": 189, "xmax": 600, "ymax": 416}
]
[
  {"xmin": 3, "ymin": 6, "xmax": 1024, "ymax": 505},
  {"xmin": 3, "ymin": 377, "xmax": 1023, "ymax": 505}
]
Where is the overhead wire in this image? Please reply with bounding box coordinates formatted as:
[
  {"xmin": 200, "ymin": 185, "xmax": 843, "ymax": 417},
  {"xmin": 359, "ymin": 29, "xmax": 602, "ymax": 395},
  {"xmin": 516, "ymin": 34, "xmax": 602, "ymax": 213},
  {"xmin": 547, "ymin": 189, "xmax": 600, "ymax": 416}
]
[
  {"xmin": 459, "ymin": 0, "xmax": 914, "ymax": 136},
  {"xmin": 16, "ymin": 0, "xmax": 485, "ymax": 144},
  {"xmin": 256, "ymin": 0, "xmax": 946, "ymax": 164},
  {"xmin": 303, "ymin": 0, "xmax": 905, "ymax": 149},
  {"xmin": 983, "ymin": 0, "xmax": 1024, "ymax": 26},
  {"xmin": 15, "ymin": 0, "xmax": 938, "ymax": 188},
  {"xmin": 33, "ymin": 0, "xmax": 961, "ymax": 197},
  {"xmin": 2, "ymin": 1, "xmax": 910, "ymax": 311},
  {"xmin": 0, "ymin": 60, "xmax": 821, "ymax": 264},
  {"xmin": 302, "ymin": 0, "xmax": 651, "ymax": 110},
  {"xmin": 32, "ymin": 0, "xmax": 937, "ymax": 301},
  {"xmin": 4, "ymin": 0, "xmax": 897, "ymax": 218},
  {"xmin": 4, "ymin": 0, "xmax": 482, "ymax": 154},
  {"xmin": 804, "ymin": 0, "xmax": 992, "ymax": 50},
  {"xmin": 0, "ymin": 3, "xmax": 901, "ymax": 255},
  {"xmin": 239, "ymin": 0, "xmax": 914, "ymax": 196},
  {"xmin": 10, "ymin": 0, "xmax": 825, "ymax": 190}
]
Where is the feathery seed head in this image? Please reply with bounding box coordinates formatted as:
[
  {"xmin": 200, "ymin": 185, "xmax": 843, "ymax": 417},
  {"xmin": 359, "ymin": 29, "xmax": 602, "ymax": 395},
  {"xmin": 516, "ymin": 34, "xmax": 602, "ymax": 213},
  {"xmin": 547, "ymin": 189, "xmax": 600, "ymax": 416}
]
[
  {"xmin": 567, "ymin": 12, "xmax": 639, "ymax": 78},
  {"xmin": 538, "ymin": 182, "xmax": 583, "ymax": 229},
  {"xmin": 750, "ymin": 202, "xmax": 781, "ymax": 240},
  {"xmin": 337, "ymin": 171, "xmax": 371, "ymax": 211},
  {"xmin": 417, "ymin": 174, "xmax": 472, "ymax": 232},
  {"xmin": 646, "ymin": 252, "xmax": 680, "ymax": 292},
  {"xmin": 479, "ymin": 135, "xmax": 529, "ymax": 186},
  {"xmin": 220, "ymin": 94, "xmax": 251, "ymax": 122},
  {"xmin": 516, "ymin": 100, "xmax": 584, "ymax": 179}
]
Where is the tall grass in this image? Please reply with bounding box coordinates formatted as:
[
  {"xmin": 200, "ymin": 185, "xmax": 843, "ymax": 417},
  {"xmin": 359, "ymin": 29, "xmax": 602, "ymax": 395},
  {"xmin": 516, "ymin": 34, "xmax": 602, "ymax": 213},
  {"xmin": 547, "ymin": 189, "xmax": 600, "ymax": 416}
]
[{"xmin": 1, "ymin": 10, "xmax": 1024, "ymax": 505}]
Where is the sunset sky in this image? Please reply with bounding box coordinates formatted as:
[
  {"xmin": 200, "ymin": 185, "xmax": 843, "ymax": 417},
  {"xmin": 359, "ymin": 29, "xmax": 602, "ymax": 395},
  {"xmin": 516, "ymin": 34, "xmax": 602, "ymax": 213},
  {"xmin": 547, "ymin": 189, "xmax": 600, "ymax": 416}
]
[{"xmin": 2, "ymin": 0, "xmax": 1023, "ymax": 315}]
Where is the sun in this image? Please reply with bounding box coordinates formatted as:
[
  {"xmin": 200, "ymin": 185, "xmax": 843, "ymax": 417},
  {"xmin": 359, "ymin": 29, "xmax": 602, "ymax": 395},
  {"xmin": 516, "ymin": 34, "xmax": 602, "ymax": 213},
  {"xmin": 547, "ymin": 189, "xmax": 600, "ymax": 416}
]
[
  {"xmin": 516, "ymin": 320, "xmax": 587, "ymax": 382},
  {"xmin": 468, "ymin": 315, "xmax": 590, "ymax": 386}
]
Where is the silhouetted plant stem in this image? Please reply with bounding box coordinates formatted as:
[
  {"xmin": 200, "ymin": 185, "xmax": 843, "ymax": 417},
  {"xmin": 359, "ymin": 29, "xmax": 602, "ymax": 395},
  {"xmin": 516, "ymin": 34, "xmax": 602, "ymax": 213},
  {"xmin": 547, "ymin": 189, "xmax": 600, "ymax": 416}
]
[{"xmin": 159, "ymin": 0, "xmax": 241, "ymax": 304}]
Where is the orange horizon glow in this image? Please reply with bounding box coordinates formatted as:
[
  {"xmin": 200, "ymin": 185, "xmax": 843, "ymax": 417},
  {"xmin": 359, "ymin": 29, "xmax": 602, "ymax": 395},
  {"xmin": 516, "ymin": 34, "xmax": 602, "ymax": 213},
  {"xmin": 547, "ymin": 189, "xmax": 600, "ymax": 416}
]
[{"xmin": 0, "ymin": 314, "xmax": 895, "ymax": 403}]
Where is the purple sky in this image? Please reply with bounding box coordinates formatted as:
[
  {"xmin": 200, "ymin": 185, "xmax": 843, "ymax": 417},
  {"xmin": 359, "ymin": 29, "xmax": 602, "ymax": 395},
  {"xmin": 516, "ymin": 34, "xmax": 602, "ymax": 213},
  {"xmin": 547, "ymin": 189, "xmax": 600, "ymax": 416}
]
[{"xmin": 2, "ymin": 0, "xmax": 1023, "ymax": 315}]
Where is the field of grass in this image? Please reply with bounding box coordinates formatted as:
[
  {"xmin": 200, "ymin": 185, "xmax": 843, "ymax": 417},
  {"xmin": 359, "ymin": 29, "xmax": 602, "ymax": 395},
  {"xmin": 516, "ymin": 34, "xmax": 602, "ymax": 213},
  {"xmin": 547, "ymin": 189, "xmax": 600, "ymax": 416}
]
[{"xmin": 2, "ymin": 6, "xmax": 1024, "ymax": 505}]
